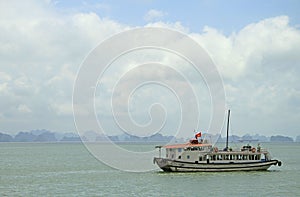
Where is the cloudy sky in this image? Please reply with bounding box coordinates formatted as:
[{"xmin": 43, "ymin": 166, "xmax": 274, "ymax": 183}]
[{"xmin": 1, "ymin": 0, "xmax": 300, "ymax": 138}]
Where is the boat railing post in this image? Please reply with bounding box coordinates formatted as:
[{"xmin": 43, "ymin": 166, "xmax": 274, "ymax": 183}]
[{"xmin": 159, "ymin": 147, "xmax": 161, "ymax": 158}]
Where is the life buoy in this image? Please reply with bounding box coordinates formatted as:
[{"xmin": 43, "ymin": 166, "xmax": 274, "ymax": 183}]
[
  {"xmin": 214, "ymin": 147, "xmax": 218, "ymax": 152},
  {"xmin": 251, "ymin": 147, "xmax": 256, "ymax": 153}
]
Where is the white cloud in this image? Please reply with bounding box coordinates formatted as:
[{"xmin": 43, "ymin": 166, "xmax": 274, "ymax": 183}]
[
  {"xmin": 0, "ymin": 83, "xmax": 9, "ymax": 94},
  {"xmin": 71, "ymin": 12, "xmax": 130, "ymax": 45},
  {"xmin": 0, "ymin": 1, "xmax": 299, "ymax": 137},
  {"xmin": 191, "ymin": 16, "xmax": 300, "ymax": 80},
  {"xmin": 49, "ymin": 102, "xmax": 73, "ymax": 115},
  {"xmin": 187, "ymin": 16, "xmax": 300, "ymax": 137},
  {"xmin": 144, "ymin": 9, "xmax": 167, "ymax": 22},
  {"xmin": 17, "ymin": 104, "xmax": 32, "ymax": 113},
  {"xmin": 0, "ymin": 72, "xmax": 12, "ymax": 83},
  {"xmin": 145, "ymin": 21, "xmax": 189, "ymax": 33}
]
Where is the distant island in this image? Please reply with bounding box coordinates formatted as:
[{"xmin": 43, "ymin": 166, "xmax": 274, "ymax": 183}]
[
  {"xmin": 0, "ymin": 129, "xmax": 298, "ymax": 143},
  {"xmin": 0, "ymin": 129, "xmax": 82, "ymax": 142},
  {"xmin": 0, "ymin": 129, "xmax": 174, "ymax": 143}
]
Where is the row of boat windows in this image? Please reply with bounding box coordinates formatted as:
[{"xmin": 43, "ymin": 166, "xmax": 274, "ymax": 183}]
[
  {"xmin": 176, "ymin": 154, "xmax": 262, "ymax": 161},
  {"xmin": 207, "ymin": 154, "xmax": 261, "ymax": 161},
  {"xmin": 184, "ymin": 147, "xmax": 211, "ymax": 151},
  {"xmin": 168, "ymin": 147, "xmax": 211, "ymax": 152}
]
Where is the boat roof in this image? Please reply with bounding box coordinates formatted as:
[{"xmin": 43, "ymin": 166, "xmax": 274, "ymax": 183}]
[{"xmin": 164, "ymin": 143, "xmax": 212, "ymax": 149}]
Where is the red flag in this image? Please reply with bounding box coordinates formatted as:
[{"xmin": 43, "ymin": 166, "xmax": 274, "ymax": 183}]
[{"xmin": 195, "ymin": 132, "xmax": 201, "ymax": 139}]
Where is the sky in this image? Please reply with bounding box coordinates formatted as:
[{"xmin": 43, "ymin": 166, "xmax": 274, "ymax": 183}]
[{"xmin": 0, "ymin": 0, "xmax": 300, "ymax": 138}]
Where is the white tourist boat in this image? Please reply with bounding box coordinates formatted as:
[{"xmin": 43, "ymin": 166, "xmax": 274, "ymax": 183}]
[{"xmin": 153, "ymin": 110, "xmax": 282, "ymax": 172}]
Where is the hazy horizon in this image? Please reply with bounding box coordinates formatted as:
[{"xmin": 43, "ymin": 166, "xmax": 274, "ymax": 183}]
[{"xmin": 1, "ymin": 129, "xmax": 298, "ymax": 139}]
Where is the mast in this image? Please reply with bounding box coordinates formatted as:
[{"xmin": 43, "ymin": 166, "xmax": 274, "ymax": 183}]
[{"xmin": 226, "ymin": 109, "xmax": 230, "ymax": 150}]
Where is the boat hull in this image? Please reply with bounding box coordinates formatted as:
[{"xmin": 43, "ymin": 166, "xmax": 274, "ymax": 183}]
[{"xmin": 153, "ymin": 158, "xmax": 281, "ymax": 172}]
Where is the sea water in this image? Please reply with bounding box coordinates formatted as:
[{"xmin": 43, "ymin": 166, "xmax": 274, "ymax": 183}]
[{"xmin": 0, "ymin": 142, "xmax": 299, "ymax": 196}]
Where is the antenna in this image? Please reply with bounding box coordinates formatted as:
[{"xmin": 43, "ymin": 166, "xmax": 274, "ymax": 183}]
[{"xmin": 226, "ymin": 109, "xmax": 230, "ymax": 150}]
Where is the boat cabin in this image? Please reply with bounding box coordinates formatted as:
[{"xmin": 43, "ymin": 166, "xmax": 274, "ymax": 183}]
[{"xmin": 161, "ymin": 140, "xmax": 271, "ymax": 164}]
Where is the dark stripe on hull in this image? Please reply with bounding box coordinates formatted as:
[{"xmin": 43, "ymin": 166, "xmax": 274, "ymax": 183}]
[{"xmin": 154, "ymin": 158, "xmax": 279, "ymax": 172}]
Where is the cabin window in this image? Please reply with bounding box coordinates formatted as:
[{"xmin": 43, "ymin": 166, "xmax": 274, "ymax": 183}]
[
  {"xmin": 199, "ymin": 156, "xmax": 202, "ymax": 161},
  {"xmin": 172, "ymin": 154, "xmax": 174, "ymax": 159},
  {"xmin": 187, "ymin": 155, "xmax": 190, "ymax": 159},
  {"xmin": 178, "ymin": 148, "xmax": 182, "ymax": 152},
  {"xmin": 229, "ymin": 155, "xmax": 233, "ymax": 160},
  {"xmin": 191, "ymin": 147, "xmax": 199, "ymax": 151},
  {"xmin": 178, "ymin": 156, "xmax": 181, "ymax": 159},
  {"xmin": 212, "ymin": 155, "xmax": 216, "ymax": 160}
]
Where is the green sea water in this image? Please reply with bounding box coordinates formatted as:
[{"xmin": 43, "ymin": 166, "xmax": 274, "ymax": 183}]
[{"xmin": 0, "ymin": 142, "xmax": 299, "ymax": 196}]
